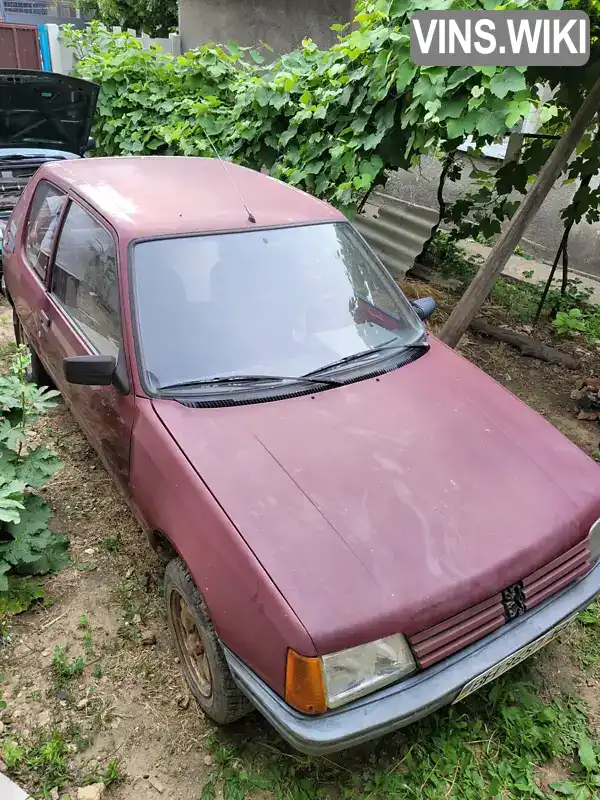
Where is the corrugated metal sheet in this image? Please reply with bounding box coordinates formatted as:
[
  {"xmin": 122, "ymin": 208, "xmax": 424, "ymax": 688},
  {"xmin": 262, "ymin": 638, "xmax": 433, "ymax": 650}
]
[
  {"xmin": 355, "ymin": 191, "xmax": 439, "ymax": 281},
  {"xmin": 0, "ymin": 22, "xmax": 41, "ymax": 69}
]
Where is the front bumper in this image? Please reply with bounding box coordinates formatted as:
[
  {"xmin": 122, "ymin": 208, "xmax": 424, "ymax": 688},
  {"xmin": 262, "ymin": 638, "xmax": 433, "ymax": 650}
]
[{"xmin": 223, "ymin": 560, "xmax": 600, "ymax": 755}]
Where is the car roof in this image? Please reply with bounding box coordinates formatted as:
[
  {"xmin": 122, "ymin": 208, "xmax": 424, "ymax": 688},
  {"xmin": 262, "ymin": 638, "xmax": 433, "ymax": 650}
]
[{"xmin": 39, "ymin": 156, "xmax": 345, "ymax": 240}]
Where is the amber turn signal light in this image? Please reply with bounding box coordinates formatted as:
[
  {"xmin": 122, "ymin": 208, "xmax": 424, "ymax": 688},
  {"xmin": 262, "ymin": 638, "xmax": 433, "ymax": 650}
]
[{"xmin": 285, "ymin": 648, "xmax": 327, "ymax": 715}]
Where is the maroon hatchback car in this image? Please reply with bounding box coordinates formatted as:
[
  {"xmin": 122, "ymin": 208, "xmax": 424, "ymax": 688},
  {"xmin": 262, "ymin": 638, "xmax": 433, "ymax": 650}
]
[{"xmin": 4, "ymin": 156, "xmax": 600, "ymax": 754}]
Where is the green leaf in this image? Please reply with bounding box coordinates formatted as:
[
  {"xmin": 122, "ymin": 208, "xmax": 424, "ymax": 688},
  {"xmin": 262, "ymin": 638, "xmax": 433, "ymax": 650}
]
[
  {"xmin": 489, "ymin": 68, "xmax": 526, "ymax": 100},
  {"xmin": 549, "ymin": 780, "xmax": 579, "ymax": 795},
  {"xmin": 579, "ymin": 734, "xmax": 597, "ymax": 772},
  {"xmin": 0, "ymin": 577, "xmax": 44, "ymax": 616},
  {"xmin": 395, "ymin": 59, "xmax": 417, "ymax": 92},
  {"xmin": 250, "ymin": 50, "xmax": 265, "ymax": 64},
  {"xmin": 505, "ymin": 101, "xmax": 534, "ymax": 129},
  {"xmin": 547, "ymin": 0, "xmax": 563, "ymax": 8},
  {"xmin": 13, "ymin": 446, "xmax": 63, "ymax": 490},
  {"xmin": 475, "ymin": 109, "xmax": 506, "ymax": 137},
  {"xmin": 225, "ymin": 40, "xmax": 242, "ymax": 57},
  {"xmin": 437, "ymin": 96, "xmax": 467, "ymax": 120},
  {"xmin": 446, "ymin": 67, "xmax": 475, "ymax": 90}
]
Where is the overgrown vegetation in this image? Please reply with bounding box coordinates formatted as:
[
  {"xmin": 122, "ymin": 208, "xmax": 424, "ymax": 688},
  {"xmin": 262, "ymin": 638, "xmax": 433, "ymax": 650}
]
[
  {"xmin": 63, "ymin": 0, "xmax": 566, "ymax": 217},
  {"xmin": 196, "ymin": 656, "xmax": 600, "ymax": 800},
  {"xmin": 426, "ymin": 233, "xmax": 600, "ymax": 342},
  {"xmin": 0, "ymin": 347, "xmax": 67, "ymax": 617},
  {"xmin": 77, "ymin": 0, "xmax": 177, "ymax": 37}
]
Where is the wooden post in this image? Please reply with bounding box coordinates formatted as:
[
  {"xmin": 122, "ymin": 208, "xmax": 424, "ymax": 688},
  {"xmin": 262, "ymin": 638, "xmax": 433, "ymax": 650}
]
[{"xmin": 439, "ymin": 75, "xmax": 600, "ymax": 349}]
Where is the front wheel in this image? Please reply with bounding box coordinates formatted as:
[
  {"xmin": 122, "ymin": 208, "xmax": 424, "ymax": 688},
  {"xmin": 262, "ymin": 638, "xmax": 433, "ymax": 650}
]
[
  {"xmin": 13, "ymin": 309, "xmax": 52, "ymax": 387},
  {"xmin": 164, "ymin": 557, "xmax": 252, "ymax": 725}
]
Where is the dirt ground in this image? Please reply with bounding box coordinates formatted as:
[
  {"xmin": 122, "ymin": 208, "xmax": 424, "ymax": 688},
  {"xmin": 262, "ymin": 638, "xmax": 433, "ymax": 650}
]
[{"xmin": 2, "ymin": 287, "xmax": 600, "ymax": 799}]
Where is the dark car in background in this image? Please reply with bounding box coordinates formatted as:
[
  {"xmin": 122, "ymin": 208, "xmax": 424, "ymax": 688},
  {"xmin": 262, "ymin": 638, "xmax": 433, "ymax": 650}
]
[{"xmin": 0, "ymin": 69, "xmax": 98, "ymax": 279}]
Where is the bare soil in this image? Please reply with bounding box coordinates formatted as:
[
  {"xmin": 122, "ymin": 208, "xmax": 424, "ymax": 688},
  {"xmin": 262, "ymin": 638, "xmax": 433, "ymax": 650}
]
[{"xmin": 2, "ymin": 281, "xmax": 600, "ymax": 798}]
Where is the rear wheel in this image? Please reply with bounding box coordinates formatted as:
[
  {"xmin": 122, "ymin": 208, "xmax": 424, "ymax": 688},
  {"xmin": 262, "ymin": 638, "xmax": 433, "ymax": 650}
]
[
  {"xmin": 12, "ymin": 309, "xmax": 52, "ymax": 387},
  {"xmin": 164, "ymin": 557, "xmax": 252, "ymax": 725}
]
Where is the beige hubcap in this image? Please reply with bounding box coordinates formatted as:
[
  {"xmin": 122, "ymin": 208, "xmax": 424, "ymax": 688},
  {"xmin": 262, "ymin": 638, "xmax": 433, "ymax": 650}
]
[{"xmin": 171, "ymin": 592, "xmax": 212, "ymax": 698}]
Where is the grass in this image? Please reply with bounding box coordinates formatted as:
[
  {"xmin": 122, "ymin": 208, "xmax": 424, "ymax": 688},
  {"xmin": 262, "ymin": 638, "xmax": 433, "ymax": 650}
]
[
  {"xmin": 79, "ymin": 615, "xmax": 94, "ymax": 658},
  {"xmin": 2, "ymin": 728, "xmax": 72, "ymax": 793},
  {"xmin": 426, "ymin": 233, "xmax": 600, "ymax": 339},
  {"xmin": 576, "ymin": 603, "xmax": 600, "ymax": 669},
  {"xmin": 1, "ymin": 725, "xmax": 123, "ymax": 796},
  {"xmin": 52, "ymin": 645, "xmax": 85, "ymax": 692},
  {"xmin": 197, "ymin": 661, "xmax": 600, "ymax": 799}
]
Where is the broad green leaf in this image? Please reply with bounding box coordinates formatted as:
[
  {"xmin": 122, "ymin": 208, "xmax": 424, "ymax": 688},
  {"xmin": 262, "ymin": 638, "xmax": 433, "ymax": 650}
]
[
  {"xmin": 547, "ymin": 0, "xmax": 563, "ymax": 8},
  {"xmin": 489, "ymin": 68, "xmax": 526, "ymax": 99},
  {"xmin": 579, "ymin": 734, "xmax": 598, "ymax": 772},
  {"xmin": 437, "ymin": 96, "xmax": 467, "ymax": 120},
  {"xmin": 225, "ymin": 40, "xmax": 242, "ymax": 57},
  {"xmin": 505, "ymin": 101, "xmax": 533, "ymax": 128},
  {"xmin": 395, "ymin": 59, "xmax": 417, "ymax": 92},
  {"xmin": 250, "ymin": 50, "xmax": 265, "ymax": 64},
  {"xmin": 446, "ymin": 66, "xmax": 475, "ymax": 90},
  {"xmin": 540, "ymin": 104, "xmax": 559, "ymax": 123}
]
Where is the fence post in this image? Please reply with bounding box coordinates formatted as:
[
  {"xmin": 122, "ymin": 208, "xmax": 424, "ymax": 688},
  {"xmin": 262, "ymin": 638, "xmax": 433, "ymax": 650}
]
[
  {"xmin": 141, "ymin": 31, "xmax": 150, "ymax": 48},
  {"xmin": 46, "ymin": 23, "xmax": 65, "ymax": 73},
  {"xmin": 168, "ymin": 31, "xmax": 181, "ymax": 55}
]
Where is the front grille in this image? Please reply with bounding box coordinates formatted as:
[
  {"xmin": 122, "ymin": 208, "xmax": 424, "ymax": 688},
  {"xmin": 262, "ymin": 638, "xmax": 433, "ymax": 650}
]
[
  {"xmin": 523, "ymin": 539, "xmax": 590, "ymax": 610},
  {"xmin": 409, "ymin": 594, "xmax": 506, "ymax": 669},
  {"xmin": 409, "ymin": 539, "xmax": 590, "ymax": 669}
]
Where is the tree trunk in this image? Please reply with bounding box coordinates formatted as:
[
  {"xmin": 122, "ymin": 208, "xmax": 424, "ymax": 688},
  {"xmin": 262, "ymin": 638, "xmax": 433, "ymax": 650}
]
[{"xmin": 439, "ymin": 75, "xmax": 600, "ymax": 349}]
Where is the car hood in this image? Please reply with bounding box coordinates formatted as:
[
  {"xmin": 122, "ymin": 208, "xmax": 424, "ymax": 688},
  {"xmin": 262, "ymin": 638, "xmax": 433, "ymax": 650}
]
[
  {"xmin": 152, "ymin": 338, "xmax": 600, "ymax": 654},
  {"xmin": 0, "ymin": 70, "xmax": 98, "ymax": 155}
]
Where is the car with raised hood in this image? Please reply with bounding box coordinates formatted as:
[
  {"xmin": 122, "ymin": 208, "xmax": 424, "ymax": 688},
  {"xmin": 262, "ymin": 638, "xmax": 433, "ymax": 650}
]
[
  {"xmin": 0, "ymin": 69, "xmax": 98, "ymax": 278},
  {"xmin": 3, "ymin": 156, "xmax": 600, "ymax": 754}
]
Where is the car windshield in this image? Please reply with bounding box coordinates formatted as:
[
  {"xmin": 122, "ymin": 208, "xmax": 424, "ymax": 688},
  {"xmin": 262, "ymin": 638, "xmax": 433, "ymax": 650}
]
[{"xmin": 131, "ymin": 222, "xmax": 424, "ymax": 391}]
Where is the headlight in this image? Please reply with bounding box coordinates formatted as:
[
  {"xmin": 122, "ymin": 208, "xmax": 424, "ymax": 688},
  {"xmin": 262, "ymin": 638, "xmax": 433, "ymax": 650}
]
[
  {"xmin": 589, "ymin": 518, "xmax": 600, "ymax": 563},
  {"xmin": 285, "ymin": 634, "xmax": 416, "ymax": 714},
  {"xmin": 322, "ymin": 635, "xmax": 417, "ymax": 708}
]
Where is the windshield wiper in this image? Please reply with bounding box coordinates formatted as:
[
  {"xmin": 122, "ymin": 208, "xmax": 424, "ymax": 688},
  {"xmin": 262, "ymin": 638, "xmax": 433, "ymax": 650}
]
[
  {"xmin": 159, "ymin": 373, "xmax": 342, "ymax": 391},
  {"xmin": 303, "ymin": 340, "xmax": 429, "ymax": 379}
]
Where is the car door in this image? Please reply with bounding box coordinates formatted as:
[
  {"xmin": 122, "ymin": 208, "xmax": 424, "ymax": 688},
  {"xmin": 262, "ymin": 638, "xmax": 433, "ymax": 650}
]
[
  {"xmin": 40, "ymin": 198, "xmax": 135, "ymax": 493},
  {"xmin": 10, "ymin": 180, "xmax": 67, "ymax": 352}
]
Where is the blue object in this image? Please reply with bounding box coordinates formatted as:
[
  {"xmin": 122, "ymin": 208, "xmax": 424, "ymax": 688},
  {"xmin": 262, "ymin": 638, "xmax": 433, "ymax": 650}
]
[
  {"xmin": 223, "ymin": 559, "xmax": 600, "ymax": 754},
  {"xmin": 38, "ymin": 25, "xmax": 52, "ymax": 72},
  {"xmin": 412, "ymin": 297, "xmax": 437, "ymax": 320}
]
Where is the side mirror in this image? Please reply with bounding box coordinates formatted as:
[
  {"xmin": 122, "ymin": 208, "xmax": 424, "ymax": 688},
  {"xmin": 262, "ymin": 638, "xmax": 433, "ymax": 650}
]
[
  {"xmin": 412, "ymin": 297, "xmax": 437, "ymax": 321},
  {"xmin": 64, "ymin": 354, "xmax": 116, "ymax": 386},
  {"xmin": 85, "ymin": 136, "xmax": 96, "ymax": 153}
]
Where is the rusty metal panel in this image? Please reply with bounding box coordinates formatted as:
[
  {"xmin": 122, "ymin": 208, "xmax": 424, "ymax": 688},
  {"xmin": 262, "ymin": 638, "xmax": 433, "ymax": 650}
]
[
  {"xmin": 0, "ymin": 23, "xmax": 41, "ymax": 69},
  {"xmin": 355, "ymin": 191, "xmax": 439, "ymax": 281}
]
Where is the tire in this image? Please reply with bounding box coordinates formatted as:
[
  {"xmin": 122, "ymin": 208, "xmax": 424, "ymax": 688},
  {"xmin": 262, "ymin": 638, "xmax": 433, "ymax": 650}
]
[
  {"xmin": 13, "ymin": 308, "xmax": 53, "ymax": 388},
  {"xmin": 164, "ymin": 557, "xmax": 252, "ymax": 725}
]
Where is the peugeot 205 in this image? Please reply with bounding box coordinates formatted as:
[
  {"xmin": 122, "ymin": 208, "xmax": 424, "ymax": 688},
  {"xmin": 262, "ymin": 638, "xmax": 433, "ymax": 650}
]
[{"xmin": 3, "ymin": 156, "xmax": 600, "ymax": 754}]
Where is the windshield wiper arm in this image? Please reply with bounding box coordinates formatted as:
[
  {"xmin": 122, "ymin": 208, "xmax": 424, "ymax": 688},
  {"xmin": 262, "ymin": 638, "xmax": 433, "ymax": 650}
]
[
  {"xmin": 303, "ymin": 340, "xmax": 429, "ymax": 378},
  {"xmin": 159, "ymin": 373, "xmax": 342, "ymax": 391}
]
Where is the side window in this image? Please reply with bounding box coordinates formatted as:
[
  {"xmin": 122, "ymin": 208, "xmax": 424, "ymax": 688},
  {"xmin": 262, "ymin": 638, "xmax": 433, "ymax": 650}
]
[
  {"xmin": 25, "ymin": 182, "xmax": 66, "ymax": 280},
  {"xmin": 50, "ymin": 202, "xmax": 121, "ymax": 356}
]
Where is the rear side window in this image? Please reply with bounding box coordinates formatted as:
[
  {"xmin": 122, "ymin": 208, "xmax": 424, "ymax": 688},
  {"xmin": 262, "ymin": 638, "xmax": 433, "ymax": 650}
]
[
  {"xmin": 50, "ymin": 202, "xmax": 121, "ymax": 356},
  {"xmin": 25, "ymin": 182, "xmax": 66, "ymax": 280}
]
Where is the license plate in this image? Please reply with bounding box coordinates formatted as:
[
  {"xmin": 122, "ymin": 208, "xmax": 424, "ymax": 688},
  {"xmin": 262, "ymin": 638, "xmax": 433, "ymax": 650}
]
[{"xmin": 452, "ymin": 614, "xmax": 577, "ymax": 704}]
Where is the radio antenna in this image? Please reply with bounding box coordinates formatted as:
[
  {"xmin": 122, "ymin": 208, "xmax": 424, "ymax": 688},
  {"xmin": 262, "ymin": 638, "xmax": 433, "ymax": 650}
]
[{"xmin": 199, "ymin": 123, "xmax": 256, "ymax": 224}]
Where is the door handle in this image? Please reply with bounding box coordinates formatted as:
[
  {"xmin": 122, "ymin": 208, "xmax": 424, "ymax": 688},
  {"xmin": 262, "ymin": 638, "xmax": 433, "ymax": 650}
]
[{"xmin": 40, "ymin": 311, "xmax": 51, "ymax": 331}]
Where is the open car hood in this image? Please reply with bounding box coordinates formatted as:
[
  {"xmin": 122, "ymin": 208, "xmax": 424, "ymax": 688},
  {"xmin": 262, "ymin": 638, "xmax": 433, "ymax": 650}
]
[{"xmin": 0, "ymin": 70, "xmax": 99, "ymax": 156}]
